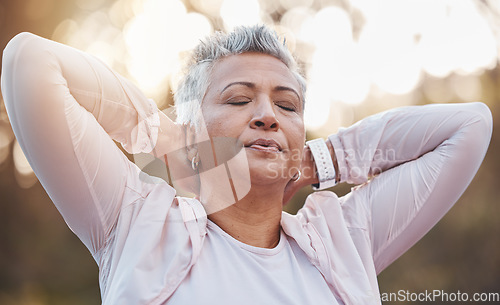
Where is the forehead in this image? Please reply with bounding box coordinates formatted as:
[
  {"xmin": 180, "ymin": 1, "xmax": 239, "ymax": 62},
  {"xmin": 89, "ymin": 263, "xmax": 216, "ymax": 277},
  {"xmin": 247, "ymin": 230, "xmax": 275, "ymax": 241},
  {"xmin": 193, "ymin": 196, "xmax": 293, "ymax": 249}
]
[{"xmin": 207, "ymin": 52, "xmax": 301, "ymax": 94}]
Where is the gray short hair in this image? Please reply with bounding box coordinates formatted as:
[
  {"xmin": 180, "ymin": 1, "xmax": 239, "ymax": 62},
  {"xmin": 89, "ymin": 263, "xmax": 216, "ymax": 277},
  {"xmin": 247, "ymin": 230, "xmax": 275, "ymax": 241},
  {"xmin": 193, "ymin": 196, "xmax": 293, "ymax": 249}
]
[{"xmin": 174, "ymin": 25, "xmax": 307, "ymax": 129}]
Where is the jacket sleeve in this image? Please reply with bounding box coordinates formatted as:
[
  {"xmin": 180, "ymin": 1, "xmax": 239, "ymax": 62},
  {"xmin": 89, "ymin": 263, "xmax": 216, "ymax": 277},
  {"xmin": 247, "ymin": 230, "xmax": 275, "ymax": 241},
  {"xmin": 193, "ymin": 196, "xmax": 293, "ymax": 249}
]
[
  {"xmin": 330, "ymin": 102, "xmax": 492, "ymax": 273},
  {"xmin": 1, "ymin": 32, "xmax": 161, "ymax": 255}
]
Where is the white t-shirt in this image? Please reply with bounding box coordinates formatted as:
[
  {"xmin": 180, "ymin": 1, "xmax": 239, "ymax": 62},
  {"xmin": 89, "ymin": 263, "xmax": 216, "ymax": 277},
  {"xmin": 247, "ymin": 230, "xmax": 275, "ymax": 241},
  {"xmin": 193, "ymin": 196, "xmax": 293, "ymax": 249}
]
[
  {"xmin": 168, "ymin": 220, "xmax": 342, "ymax": 305},
  {"xmin": 1, "ymin": 32, "xmax": 493, "ymax": 305}
]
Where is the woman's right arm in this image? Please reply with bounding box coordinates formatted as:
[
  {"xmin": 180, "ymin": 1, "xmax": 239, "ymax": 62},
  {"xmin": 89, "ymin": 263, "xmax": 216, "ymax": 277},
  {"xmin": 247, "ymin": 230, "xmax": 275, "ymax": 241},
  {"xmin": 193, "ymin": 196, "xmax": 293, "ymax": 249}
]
[{"xmin": 1, "ymin": 32, "xmax": 179, "ymax": 254}]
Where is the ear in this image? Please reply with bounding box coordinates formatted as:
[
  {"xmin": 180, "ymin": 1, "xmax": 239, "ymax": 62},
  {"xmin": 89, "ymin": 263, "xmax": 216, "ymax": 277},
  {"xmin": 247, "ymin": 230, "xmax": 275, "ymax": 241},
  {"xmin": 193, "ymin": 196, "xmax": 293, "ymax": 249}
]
[
  {"xmin": 183, "ymin": 113, "xmax": 212, "ymax": 170},
  {"xmin": 184, "ymin": 123, "xmax": 198, "ymax": 162}
]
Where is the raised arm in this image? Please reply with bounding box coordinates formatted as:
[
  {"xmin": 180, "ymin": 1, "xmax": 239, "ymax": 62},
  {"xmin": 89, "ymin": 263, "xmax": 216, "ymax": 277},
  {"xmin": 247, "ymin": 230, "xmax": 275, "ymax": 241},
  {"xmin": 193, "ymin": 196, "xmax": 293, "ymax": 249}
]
[
  {"xmin": 330, "ymin": 102, "xmax": 492, "ymax": 273},
  {"xmin": 1, "ymin": 32, "xmax": 174, "ymax": 254}
]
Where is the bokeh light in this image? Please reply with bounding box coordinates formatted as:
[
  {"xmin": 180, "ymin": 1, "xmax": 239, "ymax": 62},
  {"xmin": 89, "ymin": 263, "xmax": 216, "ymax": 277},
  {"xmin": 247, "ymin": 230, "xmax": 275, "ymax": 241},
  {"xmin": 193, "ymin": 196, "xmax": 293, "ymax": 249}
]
[
  {"xmin": 220, "ymin": 0, "xmax": 263, "ymax": 30},
  {"xmin": 49, "ymin": 0, "xmax": 499, "ymax": 131},
  {"xmin": 123, "ymin": 0, "xmax": 212, "ymax": 97},
  {"xmin": 1, "ymin": 0, "xmax": 493, "ymax": 176},
  {"xmin": 0, "ymin": 125, "xmax": 12, "ymax": 166},
  {"xmin": 12, "ymin": 140, "xmax": 37, "ymax": 189}
]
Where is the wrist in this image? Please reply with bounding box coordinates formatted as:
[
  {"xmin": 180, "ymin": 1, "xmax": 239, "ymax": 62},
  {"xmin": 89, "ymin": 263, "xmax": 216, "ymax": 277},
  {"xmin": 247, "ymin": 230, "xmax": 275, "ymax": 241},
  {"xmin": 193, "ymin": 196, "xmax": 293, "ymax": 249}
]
[
  {"xmin": 325, "ymin": 138, "xmax": 340, "ymax": 182},
  {"xmin": 301, "ymin": 145, "xmax": 319, "ymax": 186},
  {"xmin": 306, "ymin": 138, "xmax": 338, "ymax": 190}
]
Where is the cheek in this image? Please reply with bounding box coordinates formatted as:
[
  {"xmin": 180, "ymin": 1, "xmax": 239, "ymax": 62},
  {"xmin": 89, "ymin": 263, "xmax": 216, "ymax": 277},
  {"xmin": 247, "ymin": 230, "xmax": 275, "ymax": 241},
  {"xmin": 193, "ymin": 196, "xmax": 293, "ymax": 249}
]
[
  {"xmin": 204, "ymin": 122, "xmax": 228, "ymax": 142},
  {"xmin": 202, "ymin": 103, "xmax": 252, "ymax": 139},
  {"xmin": 285, "ymin": 125, "xmax": 305, "ymax": 160},
  {"xmin": 203, "ymin": 111, "xmax": 244, "ymax": 139},
  {"xmin": 200, "ymin": 104, "xmax": 225, "ymax": 137},
  {"xmin": 287, "ymin": 118, "xmax": 305, "ymax": 145}
]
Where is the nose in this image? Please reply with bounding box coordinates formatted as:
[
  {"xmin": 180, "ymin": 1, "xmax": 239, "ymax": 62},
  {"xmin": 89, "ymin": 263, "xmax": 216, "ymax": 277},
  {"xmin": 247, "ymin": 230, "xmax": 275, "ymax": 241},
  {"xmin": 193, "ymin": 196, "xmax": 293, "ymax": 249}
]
[{"xmin": 249, "ymin": 99, "xmax": 279, "ymax": 131}]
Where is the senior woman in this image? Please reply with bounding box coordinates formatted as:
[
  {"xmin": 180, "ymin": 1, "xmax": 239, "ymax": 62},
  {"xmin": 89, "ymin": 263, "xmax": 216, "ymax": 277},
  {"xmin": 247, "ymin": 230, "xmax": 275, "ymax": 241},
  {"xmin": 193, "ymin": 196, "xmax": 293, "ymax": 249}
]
[{"xmin": 1, "ymin": 25, "xmax": 492, "ymax": 304}]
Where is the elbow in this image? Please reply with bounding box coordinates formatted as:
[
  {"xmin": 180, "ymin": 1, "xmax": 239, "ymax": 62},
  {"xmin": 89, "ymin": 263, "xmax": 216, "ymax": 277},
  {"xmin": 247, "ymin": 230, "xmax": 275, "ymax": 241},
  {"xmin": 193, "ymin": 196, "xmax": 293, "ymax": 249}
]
[
  {"xmin": 471, "ymin": 102, "xmax": 493, "ymax": 139},
  {"xmin": 2, "ymin": 32, "xmax": 38, "ymax": 67},
  {"xmin": 464, "ymin": 102, "xmax": 493, "ymax": 157},
  {"xmin": 5, "ymin": 32, "xmax": 37, "ymax": 46},
  {"xmin": 2, "ymin": 32, "xmax": 39, "ymax": 84},
  {"xmin": 1, "ymin": 33, "xmax": 36, "ymax": 107},
  {"xmin": 1, "ymin": 32, "xmax": 55, "ymax": 105},
  {"xmin": 2, "ymin": 32, "xmax": 51, "ymax": 73}
]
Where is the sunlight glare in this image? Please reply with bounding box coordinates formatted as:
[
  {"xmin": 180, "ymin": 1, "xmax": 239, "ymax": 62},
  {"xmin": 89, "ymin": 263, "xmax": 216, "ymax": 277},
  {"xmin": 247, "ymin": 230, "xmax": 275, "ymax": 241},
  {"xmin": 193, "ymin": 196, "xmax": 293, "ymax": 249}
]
[
  {"xmin": 123, "ymin": 0, "xmax": 206, "ymax": 94},
  {"xmin": 304, "ymin": 84, "xmax": 332, "ymax": 130},
  {"xmin": 0, "ymin": 127, "xmax": 10, "ymax": 166},
  {"xmin": 312, "ymin": 6, "xmax": 352, "ymax": 49},
  {"xmin": 220, "ymin": 0, "xmax": 261, "ymax": 30},
  {"xmin": 191, "ymin": 0, "xmax": 224, "ymax": 17},
  {"xmin": 280, "ymin": 6, "xmax": 314, "ymax": 44},
  {"xmin": 13, "ymin": 140, "xmax": 32, "ymax": 176}
]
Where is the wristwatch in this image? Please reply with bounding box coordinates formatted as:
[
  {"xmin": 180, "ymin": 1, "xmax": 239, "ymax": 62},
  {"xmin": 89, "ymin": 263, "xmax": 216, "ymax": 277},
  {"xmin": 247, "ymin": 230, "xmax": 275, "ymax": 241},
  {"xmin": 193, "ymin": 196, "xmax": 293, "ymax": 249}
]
[{"xmin": 306, "ymin": 138, "xmax": 337, "ymax": 190}]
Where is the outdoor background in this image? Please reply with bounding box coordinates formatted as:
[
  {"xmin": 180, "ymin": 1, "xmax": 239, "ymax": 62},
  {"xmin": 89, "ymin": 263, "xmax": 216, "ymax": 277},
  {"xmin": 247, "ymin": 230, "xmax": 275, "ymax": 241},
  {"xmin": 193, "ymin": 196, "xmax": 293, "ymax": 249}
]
[{"xmin": 0, "ymin": 0, "xmax": 499, "ymax": 304}]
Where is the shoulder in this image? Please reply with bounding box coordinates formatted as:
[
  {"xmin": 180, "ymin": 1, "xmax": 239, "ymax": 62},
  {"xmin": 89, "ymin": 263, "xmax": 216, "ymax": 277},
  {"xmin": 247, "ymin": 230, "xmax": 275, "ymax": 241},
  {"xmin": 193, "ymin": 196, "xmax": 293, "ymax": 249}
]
[{"xmin": 123, "ymin": 159, "xmax": 176, "ymax": 200}]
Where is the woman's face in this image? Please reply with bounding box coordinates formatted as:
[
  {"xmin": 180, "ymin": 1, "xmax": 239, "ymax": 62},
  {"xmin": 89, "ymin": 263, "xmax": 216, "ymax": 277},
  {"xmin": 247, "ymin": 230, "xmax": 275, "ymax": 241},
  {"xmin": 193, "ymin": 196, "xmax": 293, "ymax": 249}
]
[{"xmin": 199, "ymin": 52, "xmax": 305, "ymax": 185}]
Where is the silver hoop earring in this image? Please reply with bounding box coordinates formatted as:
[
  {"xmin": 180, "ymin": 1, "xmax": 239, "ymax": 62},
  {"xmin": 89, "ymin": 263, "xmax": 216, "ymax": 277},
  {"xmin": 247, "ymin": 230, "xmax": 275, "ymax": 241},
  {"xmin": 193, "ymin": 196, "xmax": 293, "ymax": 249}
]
[
  {"xmin": 291, "ymin": 170, "xmax": 301, "ymax": 181},
  {"xmin": 191, "ymin": 154, "xmax": 199, "ymax": 171}
]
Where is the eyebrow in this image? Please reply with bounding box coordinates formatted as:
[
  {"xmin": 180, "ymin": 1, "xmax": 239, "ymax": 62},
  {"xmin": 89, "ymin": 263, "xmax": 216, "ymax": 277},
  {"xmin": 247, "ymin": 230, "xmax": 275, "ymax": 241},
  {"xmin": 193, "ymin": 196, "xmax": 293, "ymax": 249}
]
[
  {"xmin": 221, "ymin": 81, "xmax": 301, "ymax": 101},
  {"xmin": 275, "ymin": 86, "xmax": 301, "ymax": 101},
  {"xmin": 221, "ymin": 81, "xmax": 255, "ymax": 93}
]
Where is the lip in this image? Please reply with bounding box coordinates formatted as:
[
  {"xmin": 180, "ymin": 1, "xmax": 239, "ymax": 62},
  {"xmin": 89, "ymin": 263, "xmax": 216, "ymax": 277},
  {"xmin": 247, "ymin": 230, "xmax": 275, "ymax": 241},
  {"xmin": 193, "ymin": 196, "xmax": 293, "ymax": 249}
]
[{"xmin": 245, "ymin": 138, "xmax": 282, "ymax": 153}]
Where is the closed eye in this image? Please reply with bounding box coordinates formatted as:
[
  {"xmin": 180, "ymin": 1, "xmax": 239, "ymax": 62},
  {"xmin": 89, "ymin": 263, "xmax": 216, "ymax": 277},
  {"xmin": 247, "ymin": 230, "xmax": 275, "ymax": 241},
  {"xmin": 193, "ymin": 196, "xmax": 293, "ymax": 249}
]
[
  {"xmin": 226, "ymin": 96, "xmax": 252, "ymax": 105},
  {"xmin": 228, "ymin": 101, "xmax": 250, "ymax": 105},
  {"xmin": 276, "ymin": 103, "xmax": 296, "ymax": 112}
]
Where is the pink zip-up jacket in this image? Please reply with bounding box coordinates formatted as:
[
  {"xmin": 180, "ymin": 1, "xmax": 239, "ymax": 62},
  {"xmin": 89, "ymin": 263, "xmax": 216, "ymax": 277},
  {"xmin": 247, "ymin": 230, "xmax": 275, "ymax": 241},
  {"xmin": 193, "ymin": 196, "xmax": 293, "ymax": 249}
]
[{"xmin": 1, "ymin": 32, "xmax": 492, "ymax": 305}]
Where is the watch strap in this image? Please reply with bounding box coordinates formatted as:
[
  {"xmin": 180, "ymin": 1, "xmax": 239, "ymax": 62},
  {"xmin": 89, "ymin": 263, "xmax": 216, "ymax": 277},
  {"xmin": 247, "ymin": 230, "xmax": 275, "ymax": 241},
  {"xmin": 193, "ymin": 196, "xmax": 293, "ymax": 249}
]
[{"xmin": 306, "ymin": 138, "xmax": 337, "ymax": 190}]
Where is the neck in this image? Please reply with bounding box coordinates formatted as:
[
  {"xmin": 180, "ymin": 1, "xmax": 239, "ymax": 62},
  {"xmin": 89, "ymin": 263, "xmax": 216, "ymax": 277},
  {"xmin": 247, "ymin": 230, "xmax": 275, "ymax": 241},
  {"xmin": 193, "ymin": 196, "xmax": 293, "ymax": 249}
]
[{"xmin": 202, "ymin": 182, "xmax": 285, "ymax": 248}]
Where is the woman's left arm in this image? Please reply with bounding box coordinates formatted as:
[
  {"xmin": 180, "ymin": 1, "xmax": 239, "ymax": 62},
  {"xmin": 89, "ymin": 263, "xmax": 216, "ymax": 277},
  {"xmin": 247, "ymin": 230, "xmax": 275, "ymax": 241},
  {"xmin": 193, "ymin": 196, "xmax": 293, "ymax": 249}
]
[{"xmin": 328, "ymin": 102, "xmax": 492, "ymax": 273}]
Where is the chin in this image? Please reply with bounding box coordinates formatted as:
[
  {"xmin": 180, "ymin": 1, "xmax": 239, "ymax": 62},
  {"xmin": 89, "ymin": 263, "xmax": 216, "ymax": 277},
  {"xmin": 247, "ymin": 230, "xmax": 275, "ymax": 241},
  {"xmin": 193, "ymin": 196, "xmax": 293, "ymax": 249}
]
[{"xmin": 247, "ymin": 161, "xmax": 290, "ymax": 186}]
